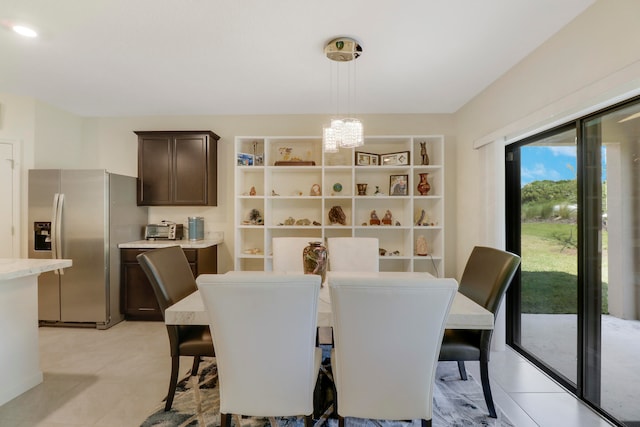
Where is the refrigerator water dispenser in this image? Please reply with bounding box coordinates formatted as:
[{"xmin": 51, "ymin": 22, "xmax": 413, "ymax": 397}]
[{"xmin": 33, "ymin": 222, "xmax": 51, "ymax": 251}]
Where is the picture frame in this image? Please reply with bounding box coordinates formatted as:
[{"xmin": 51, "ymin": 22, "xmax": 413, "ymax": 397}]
[
  {"xmin": 237, "ymin": 152, "xmax": 254, "ymax": 166},
  {"xmin": 380, "ymin": 151, "xmax": 410, "ymax": 166},
  {"xmin": 389, "ymin": 174, "xmax": 409, "ymax": 196},
  {"xmin": 355, "ymin": 151, "xmax": 379, "ymax": 166}
]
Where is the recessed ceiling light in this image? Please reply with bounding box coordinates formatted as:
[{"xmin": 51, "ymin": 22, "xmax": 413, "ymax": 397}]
[{"xmin": 12, "ymin": 25, "xmax": 38, "ymax": 38}]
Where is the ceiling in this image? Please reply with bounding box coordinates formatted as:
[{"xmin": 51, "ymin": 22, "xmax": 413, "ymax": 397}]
[{"xmin": 0, "ymin": 0, "xmax": 595, "ymax": 117}]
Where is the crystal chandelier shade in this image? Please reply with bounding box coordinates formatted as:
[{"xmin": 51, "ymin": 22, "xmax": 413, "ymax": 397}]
[{"xmin": 322, "ymin": 37, "xmax": 364, "ymax": 152}]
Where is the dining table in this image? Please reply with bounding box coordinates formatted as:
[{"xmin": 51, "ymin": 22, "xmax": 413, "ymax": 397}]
[{"xmin": 165, "ymin": 271, "xmax": 494, "ymax": 330}]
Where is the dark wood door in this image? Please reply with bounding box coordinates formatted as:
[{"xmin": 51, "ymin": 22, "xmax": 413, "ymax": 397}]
[
  {"xmin": 173, "ymin": 134, "xmax": 208, "ymax": 205},
  {"xmin": 121, "ymin": 261, "xmax": 162, "ymax": 320},
  {"xmin": 120, "ymin": 247, "xmax": 216, "ymax": 321},
  {"xmin": 137, "ymin": 135, "xmax": 172, "ymax": 205}
]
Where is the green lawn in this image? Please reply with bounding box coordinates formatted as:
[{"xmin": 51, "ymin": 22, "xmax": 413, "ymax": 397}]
[{"xmin": 521, "ymin": 222, "xmax": 608, "ymax": 314}]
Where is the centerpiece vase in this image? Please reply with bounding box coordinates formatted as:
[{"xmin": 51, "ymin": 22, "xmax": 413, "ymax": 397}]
[
  {"xmin": 303, "ymin": 241, "xmax": 328, "ymax": 284},
  {"xmin": 417, "ymin": 173, "xmax": 431, "ymax": 195}
]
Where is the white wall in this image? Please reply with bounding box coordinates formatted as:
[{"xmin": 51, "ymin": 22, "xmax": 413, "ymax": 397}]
[
  {"xmin": 0, "ymin": 95, "xmax": 86, "ymax": 256},
  {"xmin": 2, "ymin": 106, "xmax": 457, "ymax": 274},
  {"xmin": 455, "ymin": 0, "xmax": 640, "ymax": 271},
  {"xmin": 81, "ymin": 114, "xmax": 458, "ymax": 274},
  {"xmin": 6, "ymin": 0, "xmax": 639, "ymax": 283},
  {"xmin": 33, "ymin": 101, "xmax": 84, "ymax": 168}
]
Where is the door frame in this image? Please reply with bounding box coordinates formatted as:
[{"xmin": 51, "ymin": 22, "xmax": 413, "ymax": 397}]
[{"xmin": 0, "ymin": 139, "xmax": 21, "ymax": 258}]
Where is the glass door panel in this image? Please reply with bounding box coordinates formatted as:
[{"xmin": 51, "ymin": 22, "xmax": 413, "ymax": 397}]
[
  {"xmin": 518, "ymin": 128, "xmax": 578, "ymax": 384},
  {"xmin": 584, "ymin": 102, "xmax": 640, "ymax": 425}
]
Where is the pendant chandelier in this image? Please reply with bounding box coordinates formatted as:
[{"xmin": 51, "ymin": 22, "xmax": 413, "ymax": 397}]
[{"xmin": 323, "ymin": 37, "xmax": 364, "ymax": 153}]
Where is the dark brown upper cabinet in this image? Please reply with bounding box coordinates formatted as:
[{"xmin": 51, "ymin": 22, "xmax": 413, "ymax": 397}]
[{"xmin": 136, "ymin": 131, "xmax": 220, "ymax": 206}]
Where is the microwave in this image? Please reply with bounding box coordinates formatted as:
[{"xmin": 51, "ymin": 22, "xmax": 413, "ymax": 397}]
[{"xmin": 145, "ymin": 223, "xmax": 184, "ymax": 240}]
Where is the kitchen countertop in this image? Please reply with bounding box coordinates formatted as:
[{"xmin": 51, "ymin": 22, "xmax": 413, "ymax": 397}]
[
  {"xmin": 0, "ymin": 258, "xmax": 73, "ymax": 281},
  {"xmin": 118, "ymin": 232, "xmax": 223, "ymax": 249}
]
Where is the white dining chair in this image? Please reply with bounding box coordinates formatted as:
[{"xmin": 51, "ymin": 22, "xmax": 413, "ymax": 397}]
[
  {"xmin": 197, "ymin": 272, "xmax": 322, "ymax": 427},
  {"xmin": 272, "ymin": 237, "xmax": 315, "ymax": 272},
  {"xmin": 328, "ymin": 271, "xmax": 458, "ymax": 427},
  {"xmin": 327, "ymin": 237, "xmax": 379, "ymax": 272}
]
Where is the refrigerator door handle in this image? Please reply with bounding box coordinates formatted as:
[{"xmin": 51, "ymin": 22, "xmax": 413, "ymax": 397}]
[{"xmin": 53, "ymin": 193, "xmax": 66, "ymax": 275}]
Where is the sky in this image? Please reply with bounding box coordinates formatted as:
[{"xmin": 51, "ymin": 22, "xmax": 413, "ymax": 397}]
[
  {"xmin": 520, "ymin": 145, "xmax": 607, "ymax": 187},
  {"xmin": 520, "ymin": 146, "xmax": 577, "ymax": 186}
]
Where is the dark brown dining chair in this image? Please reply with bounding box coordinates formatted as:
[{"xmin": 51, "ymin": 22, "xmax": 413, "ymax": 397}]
[
  {"xmin": 438, "ymin": 246, "xmax": 520, "ymax": 418},
  {"xmin": 137, "ymin": 246, "xmax": 215, "ymax": 411}
]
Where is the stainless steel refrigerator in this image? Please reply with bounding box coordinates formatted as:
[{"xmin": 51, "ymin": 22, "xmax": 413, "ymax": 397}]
[{"xmin": 28, "ymin": 169, "xmax": 148, "ymax": 329}]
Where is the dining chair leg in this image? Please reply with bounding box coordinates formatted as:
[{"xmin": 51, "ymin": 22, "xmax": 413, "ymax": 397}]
[
  {"xmin": 421, "ymin": 419, "xmax": 432, "ymax": 427},
  {"xmin": 304, "ymin": 414, "xmax": 313, "ymax": 427},
  {"xmin": 480, "ymin": 360, "xmax": 497, "ymax": 418},
  {"xmin": 191, "ymin": 355, "xmax": 202, "ymax": 375},
  {"xmin": 221, "ymin": 412, "xmax": 232, "ymax": 427},
  {"xmin": 457, "ymin": 361, "xmax": 468, "ymax": 380},
  {"xmin": 164, "ymin": 355, "xmax": 180, "ymax": 411},
  {"xmin": 338, "ymin": 415, "xmax": 346, "ymax": 427}
]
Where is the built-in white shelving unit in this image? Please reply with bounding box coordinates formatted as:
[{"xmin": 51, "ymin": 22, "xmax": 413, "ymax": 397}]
[{"xmin": 234, "ymin": 135, "xmax": 445, "ymax": 276}]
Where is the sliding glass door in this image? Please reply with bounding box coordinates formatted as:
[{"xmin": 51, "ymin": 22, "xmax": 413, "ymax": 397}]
[
  {"xmin": 583, "ymin": 101, "xmax": 640, "ymax": 425},
  {"xmin": 506, "ymin": 97, "xmax": 640, "ymax": 426},
  {"xmin": 506, "ymin": 126, "xmax": 579, "ymax": 385}
]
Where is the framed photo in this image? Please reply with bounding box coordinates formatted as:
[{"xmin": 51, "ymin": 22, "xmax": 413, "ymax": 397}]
[
  {"xmin": 355, "ymin": 151, "xmax": 379, "ymax": 166},
  {"xmin": 237, "ymin": 152, "xmax": 254, "ymax": 166},
  {"xmin": 381, "ymin": 151, "xmax": 410, "ymax": 166},
  {"xmin": 389, "ymin": 174, "xmax": 409, "ymax": 196}
]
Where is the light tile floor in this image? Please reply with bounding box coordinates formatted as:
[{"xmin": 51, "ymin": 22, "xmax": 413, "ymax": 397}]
[{"xmin": 0, "ymin": 321, "xmax": 616, "ymax": 427}]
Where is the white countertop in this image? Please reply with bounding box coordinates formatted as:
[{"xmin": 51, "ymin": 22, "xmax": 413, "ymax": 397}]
[
  {"xmin": 168, "ymin": 278, "xmax": 494, "ymax": 330},
  {"xmin": 118, "ymin": 232, "xmax": 223, "ymax": 249},
  {"xmin": 0, "ymin": 258, "xmax": 73, "ymax": 281}
]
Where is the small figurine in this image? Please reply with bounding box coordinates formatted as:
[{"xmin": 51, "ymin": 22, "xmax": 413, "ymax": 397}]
[
  {"xmin": 374, "ymin": 186, "xmax": 384, "ymax": 196},
  {"xmin": 310, "ymin": 184, "xmax": 321, "ymax": 196},
  {"xmin": 420, "ymin": 141, "xmax": 430, "ymax": 165},
  {"xmin": 249, "ymin": 209, "xmax": 263, "ymax": 225},
  {"xmin": 370, "ymin": 210, "xmax": 381, "ymax": 226},
  {"xmin": 249, "ymin": 186, "xmax": 257, "ymax": 196},
  {"xmin": 382, "ymin": 210, "xmax": 393, "ymax": 225}
]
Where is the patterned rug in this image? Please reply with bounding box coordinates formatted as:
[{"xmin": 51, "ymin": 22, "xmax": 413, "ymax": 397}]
[{"xmin": 141, "ymin": 359, "xmax": 514, "ymax": 427}]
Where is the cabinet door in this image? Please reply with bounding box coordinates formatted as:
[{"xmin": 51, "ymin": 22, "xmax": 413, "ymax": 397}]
[
  {"xmin": 173, "ymin": 134, "xmax": 209, "ymax": 205},
  {"xmin": 138, "ymin": 135, "xmax": 172, "ymax": 205},
  {"xmin": 121, "ymin": 262, "xmax": 162, "ymax": 320}
]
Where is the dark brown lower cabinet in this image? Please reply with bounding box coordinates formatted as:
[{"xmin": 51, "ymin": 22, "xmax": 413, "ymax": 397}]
[{"xmin": 120, "ymin": 245, "xmax": 218, "ymax": 320}]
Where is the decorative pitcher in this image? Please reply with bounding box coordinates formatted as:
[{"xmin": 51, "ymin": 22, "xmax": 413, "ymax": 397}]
[
  {"xmin": 417, "ymin": 173, "xmax": 431, "ymax": 195},
  {"xmin": 303, "ymin": 241, "xmax": 328, "ymax": 284}
]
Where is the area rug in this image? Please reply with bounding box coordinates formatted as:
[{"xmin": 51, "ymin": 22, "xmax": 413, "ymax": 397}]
[{"xmin": 141, "ymin": 360, "xmax": 514, "ymax": 427}]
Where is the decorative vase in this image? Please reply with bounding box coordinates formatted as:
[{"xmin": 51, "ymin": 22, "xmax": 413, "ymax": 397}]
[
  {"xmin": 303, "ymin": 241, "xmax": 328, "ymax": 284},
  {"xmin": 417, "ymin": 173, "xmax": 431, "ymax": 195},
  {"xmin": 416, "ymin": 235, "xmax": 428, "ymax": 256},
  {"xmin": 357, "ymin": 183, "xmax": 367, "ymax": 196}
]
